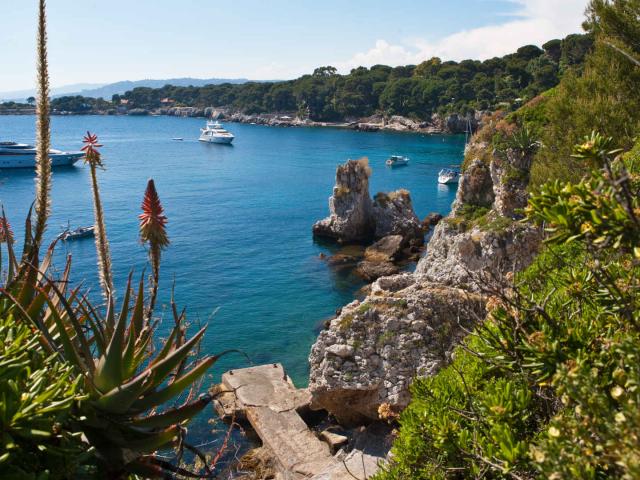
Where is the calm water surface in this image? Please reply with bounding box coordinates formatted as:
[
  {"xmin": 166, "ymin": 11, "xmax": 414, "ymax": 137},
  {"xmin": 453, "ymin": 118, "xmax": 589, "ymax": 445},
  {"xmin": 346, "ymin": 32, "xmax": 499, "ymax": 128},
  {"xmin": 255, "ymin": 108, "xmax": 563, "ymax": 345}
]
[{"xmin": 0, "ymin": 115, "xmax": 461, "ymax": 449}]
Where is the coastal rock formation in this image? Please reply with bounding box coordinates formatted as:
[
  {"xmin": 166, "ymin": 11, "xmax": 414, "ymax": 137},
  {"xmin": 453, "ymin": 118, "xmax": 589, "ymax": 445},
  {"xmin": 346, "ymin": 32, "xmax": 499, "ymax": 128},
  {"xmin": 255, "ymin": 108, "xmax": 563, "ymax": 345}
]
[
  {"xmin": 308, "ymin": 274, "xmax": 486, "ymax": 425},
  {"xmin": 451, "ymin": 159, "xmax": 494, "ymax": 215},
  {"xmin": 414, "ymin": 219, "xmax": 541, "ymax": 289},
  {"xmin": 490, "ymin": 148, "xmax": 533, "ymax": 218},
  {"xmin": 372, "ymin": 191, "xmax": 424, "ymax": 245},
  {"xmin": 309, "ymin": 138, "xmax": 542, "ymax": 424},
  {"xmin": 312, "ymin": 159, "xmax": 374, "ymax": 243},
  {"xmin": 355, "ymin": 235, "xmax": 404, "ymax": 281},
  {"xmin": 313, "ymin": 159, "xmax": 422, "ymax": 247}
]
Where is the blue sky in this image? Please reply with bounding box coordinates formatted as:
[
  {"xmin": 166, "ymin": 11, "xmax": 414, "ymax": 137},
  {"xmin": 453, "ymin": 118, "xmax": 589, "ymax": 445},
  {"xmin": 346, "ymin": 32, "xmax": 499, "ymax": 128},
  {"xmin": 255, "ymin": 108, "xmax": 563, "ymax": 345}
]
[{"xmin": 2, "ymin": 0, "xmax": 589, "ymax": 92}]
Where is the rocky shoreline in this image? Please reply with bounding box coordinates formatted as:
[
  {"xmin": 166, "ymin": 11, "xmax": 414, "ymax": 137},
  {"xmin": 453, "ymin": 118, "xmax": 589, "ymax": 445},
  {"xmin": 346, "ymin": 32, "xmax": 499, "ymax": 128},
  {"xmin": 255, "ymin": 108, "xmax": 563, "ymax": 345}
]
[
  {"xmin": 213, "ymin": 131, "xmax": 542, "ymax": 478},
  {"xmin": 7, "ymin": 105, "xmax": 488, "ymax": 135}
]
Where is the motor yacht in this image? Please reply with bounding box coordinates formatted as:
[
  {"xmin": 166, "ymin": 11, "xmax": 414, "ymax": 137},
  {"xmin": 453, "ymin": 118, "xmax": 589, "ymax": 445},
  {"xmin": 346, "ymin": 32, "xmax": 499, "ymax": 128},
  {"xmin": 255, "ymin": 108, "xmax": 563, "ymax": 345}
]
[
  {"xmin": 0, "ymin": 141, "xmax": 83, "ymax": 169},
  {"xmin": 438, "ymin": 168, "xmax": 461, "ymax": 184},
  {"xmin": 199, "ymin": 120, "xmax": 234, "ymax": 144},
  {"xmin": 56, "ymin": 225, "xmax": 95, "ymax": 242},
  {"xmin": 386, "ymin": 155, "xmax": 409, "ymax": 167}
]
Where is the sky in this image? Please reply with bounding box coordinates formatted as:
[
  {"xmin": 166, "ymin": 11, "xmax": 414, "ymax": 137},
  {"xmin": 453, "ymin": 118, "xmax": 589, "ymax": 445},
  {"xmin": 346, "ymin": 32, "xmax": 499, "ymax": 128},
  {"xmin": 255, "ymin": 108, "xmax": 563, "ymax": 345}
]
[{"xmin": 1, "ymin": 0, "xmax": 590, "ymax": 92}]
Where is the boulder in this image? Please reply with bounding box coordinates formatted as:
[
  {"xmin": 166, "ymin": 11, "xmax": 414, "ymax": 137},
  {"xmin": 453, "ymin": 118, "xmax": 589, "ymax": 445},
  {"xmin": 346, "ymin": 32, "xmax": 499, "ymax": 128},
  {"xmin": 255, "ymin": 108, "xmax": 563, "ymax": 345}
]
[
  {"xmin": 421, "ymin": 212, "xmax": 443, "ymax": 231},
  {"xmin": 355, "ymin": 260, "xmax": 399, "ymax": 281},
  {"xmin": 313, "ymin": 159, "xmax": 375, "ymax": 243},
  {"xmin": 364, "ymin": 235, "xmax": 404, "ymax": 262},
  {"xmin": 372, "ymin": 190, "xmax": 423, "ymax": 245},
  {"xmin": 308, "ymin": 274, "xmax": 486, "ymax": 425}
]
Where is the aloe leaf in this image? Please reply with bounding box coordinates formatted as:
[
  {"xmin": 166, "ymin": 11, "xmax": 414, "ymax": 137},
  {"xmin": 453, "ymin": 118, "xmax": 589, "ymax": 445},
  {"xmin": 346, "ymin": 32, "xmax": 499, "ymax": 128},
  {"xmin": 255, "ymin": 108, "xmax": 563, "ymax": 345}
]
[
  {"xmin": 131, "ymin": 393, "xmax": 212, "ymax": 429},
  {"xmin": 130, "ymin": 275, "xmax": 145, "ymax": 338},
  {"xmin": 93, "ymin": 296, "xmax": 128, "ymax": 393},
  {"xmin": 133, "ymin": 355, "xmax": 217, "ymax": 411},
  {"xmin": 144, "ymin": 326, "xmax": 207, "ymax": 391},
  {"xmin": 122, "ymin": 426, "xmax": 178, "ymax": 453},
  {"xmin": 93, "ymin": 371, "xmax": 152, "ymax": 415},
  {"xmin": 118, "ymin": 271, "xmax": 134, "ymax": 331}
]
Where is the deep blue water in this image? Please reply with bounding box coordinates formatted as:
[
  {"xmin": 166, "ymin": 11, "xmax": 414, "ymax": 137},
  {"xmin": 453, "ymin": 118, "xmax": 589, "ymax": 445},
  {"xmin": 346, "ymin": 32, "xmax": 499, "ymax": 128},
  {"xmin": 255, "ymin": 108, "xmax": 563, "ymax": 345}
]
[{"xmin": 0, "ymin": 115, "xmax": 461, "ymax": 451}]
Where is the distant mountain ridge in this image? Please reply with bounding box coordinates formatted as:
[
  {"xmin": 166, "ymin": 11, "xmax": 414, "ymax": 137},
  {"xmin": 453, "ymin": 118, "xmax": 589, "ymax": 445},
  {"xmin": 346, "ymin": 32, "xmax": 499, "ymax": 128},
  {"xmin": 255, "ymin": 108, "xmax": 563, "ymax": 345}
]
[{"xmin": 0, "ymin": 77, "xmax": 251, "ymax": 102}]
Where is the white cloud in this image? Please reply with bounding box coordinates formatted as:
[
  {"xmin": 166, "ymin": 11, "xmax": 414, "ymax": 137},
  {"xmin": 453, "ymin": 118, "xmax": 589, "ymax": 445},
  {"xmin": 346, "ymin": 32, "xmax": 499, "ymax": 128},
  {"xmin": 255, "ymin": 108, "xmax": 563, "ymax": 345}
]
[{"xmin": 335, "ymin": 0, "xmax": 588, "ymax": 72}]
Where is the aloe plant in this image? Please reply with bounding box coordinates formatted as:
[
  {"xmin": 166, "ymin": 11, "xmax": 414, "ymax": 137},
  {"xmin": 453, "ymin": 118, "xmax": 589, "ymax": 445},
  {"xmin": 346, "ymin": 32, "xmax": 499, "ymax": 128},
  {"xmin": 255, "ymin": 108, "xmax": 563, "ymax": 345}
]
[{"xmin": 0, "ymin": 1, "xmax": 233, "ymax": 477}]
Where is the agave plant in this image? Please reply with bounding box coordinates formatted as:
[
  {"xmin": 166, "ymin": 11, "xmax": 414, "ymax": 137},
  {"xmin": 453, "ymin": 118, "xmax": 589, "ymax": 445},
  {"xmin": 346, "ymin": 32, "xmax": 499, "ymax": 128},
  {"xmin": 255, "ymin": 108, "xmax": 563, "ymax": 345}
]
[{"xmin": 0, "ymin": 1, "xmax": 234, "ymax": 477}]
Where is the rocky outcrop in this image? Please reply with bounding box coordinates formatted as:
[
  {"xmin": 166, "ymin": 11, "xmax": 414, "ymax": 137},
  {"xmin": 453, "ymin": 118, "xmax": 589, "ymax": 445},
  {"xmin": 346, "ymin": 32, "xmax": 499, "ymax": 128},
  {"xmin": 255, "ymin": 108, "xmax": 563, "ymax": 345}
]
[
  {"xmin": 309, "ymin": 137, "xmax": 543, "ymax": 424},
  {"xmin": 355, "ymin": 235, "xmax": 404, "ymax": 281},
  {"xmin": 414, "ymin": 219, "xmax": 541, "ymax": 289},
  {"xmin": 308, "ymin": 274, "xmax": 486, "ymax": 425},
  {"xmin": 312, "ymin": 159, "xmax": 375, "ymax": 243},
  {"xmin": 313, "ymin": 159, "xmax": 422, "ymax": 247},
  {"xmin": 451, "ymin": 159, "xmax": 494, "ymax": 214},
  {"xmin": 490, "ymin": 148, "xmax": 533, "ymax": 218},
  {"xmin": 372, "ymin": 191, "xmax": 424, "ymax": 246}
]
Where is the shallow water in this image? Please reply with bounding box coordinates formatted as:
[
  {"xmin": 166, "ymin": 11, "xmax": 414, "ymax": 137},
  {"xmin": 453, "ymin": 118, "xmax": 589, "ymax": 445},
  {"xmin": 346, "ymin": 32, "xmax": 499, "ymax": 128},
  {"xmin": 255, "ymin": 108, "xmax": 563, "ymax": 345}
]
[{"xmin": 0, "ymin": 114, "xmax": 461, "ymax": 451}]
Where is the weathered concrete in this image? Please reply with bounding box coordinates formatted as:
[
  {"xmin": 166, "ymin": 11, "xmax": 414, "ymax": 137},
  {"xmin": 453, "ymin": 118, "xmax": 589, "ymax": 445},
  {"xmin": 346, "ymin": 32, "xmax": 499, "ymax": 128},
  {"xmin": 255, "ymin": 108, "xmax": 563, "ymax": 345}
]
[{"xmin": 215, "ymin": 364, "xmax": 386, "ymax": 479}]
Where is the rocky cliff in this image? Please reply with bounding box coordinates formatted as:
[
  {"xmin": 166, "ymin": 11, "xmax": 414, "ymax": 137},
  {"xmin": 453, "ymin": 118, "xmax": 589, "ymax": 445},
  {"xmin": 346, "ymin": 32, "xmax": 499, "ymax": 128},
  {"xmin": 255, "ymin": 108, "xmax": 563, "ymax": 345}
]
[{"xmin": 308, "ymin": 137, "xmax": 542, "ymax": 424}]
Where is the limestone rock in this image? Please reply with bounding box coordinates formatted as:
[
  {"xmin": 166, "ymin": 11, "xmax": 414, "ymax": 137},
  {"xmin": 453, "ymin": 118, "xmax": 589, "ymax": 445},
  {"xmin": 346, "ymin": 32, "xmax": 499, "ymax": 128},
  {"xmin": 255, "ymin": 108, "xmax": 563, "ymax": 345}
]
[
  {"xmin": 422, "ymin": 212, "xmax": 443, "ymax": 230},
  {"xmin": 415, "ymin": 219, "xmax": 541, "ymax": 289},
  {"xmin": 308, "ymin": 274, "xmax": 486, "ymax": 425},
  {"xmin": 313, "ymin": 159, "xmax": 374, "ymax": 243},
  {"xmin": 364, "ymin": 235, "xmax": 404, "ymax": 262},
  {"xmin": 452, "ymin": 159, "xmax": 494, "ymax": 214},
  {"xmin": 355, "ymin": 260, "xmax": 399, "ymax": 282},
  {"xmin": 491, "ymin": 148, "xmax": 533, "ymax": 218},
  {"xmin": 372, "ymin": 191, "xmax": 423, "ymax": 245}
]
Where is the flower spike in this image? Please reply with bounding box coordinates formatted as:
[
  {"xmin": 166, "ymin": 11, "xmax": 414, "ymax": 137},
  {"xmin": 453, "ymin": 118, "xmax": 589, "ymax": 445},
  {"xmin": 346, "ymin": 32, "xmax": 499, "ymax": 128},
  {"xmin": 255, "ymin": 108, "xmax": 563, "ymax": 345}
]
[
  {"xmin": 82, "ymin": 131, "xmax": 104, "ymax": 167},
  {"xmin": 139, "ymin": 179, "xmax": 169, "ymax": 249}
]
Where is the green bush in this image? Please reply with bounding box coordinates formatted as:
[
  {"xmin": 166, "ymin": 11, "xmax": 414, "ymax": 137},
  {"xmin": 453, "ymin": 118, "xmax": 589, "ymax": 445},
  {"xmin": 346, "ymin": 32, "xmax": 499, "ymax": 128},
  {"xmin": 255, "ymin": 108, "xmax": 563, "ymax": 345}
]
[
  {"xmin": 376, "ymin": 134, "xmax": 640, "ymax": 480},
  {"xmin": 0, "ymin": 313, "xmax": 85, "ymax": 478}
]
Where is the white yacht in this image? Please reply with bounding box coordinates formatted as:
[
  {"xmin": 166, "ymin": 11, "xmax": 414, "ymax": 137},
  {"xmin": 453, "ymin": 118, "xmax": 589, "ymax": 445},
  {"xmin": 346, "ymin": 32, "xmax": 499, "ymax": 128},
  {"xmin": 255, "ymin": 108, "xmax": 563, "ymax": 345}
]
[
  {"xmin": 0, "ymin": 141, "xmax": 83, "ymax": 169},
  {"xmin": 438, "ymin": 168, "xmax": 461, "ymax": 184},
  {"xmin": 199, "ymin": 120, "xmax": 234, "ymax": 144},
  {"xmin": 56, "ymin": 225, "xmax": 95, "ymax": 242},
  {"xmin": 386, "ymin": 155, "xmax": 409, "ymax": 167}
]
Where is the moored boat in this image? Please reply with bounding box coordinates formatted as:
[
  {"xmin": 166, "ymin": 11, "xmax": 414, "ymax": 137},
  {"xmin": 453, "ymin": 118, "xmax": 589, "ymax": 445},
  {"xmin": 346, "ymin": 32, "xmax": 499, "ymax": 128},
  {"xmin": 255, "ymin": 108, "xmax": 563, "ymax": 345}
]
[
  {"xmin": 56, "ymin": 225, "xmax": 95, "ymax": 242},
  {"xmin": 438, "ymin": 168, "xmax": 460, "ymax": 184},
  {"xmin": 386, "ymin": 155, "xmax": 409, "ymax": 167},
  {"xmin": 199, "ymin": 120, "xmax": 234, "ymax": 144},
  {"xmin": 0, "ymin": 141, "xmax": 83, "ymax": 169}
]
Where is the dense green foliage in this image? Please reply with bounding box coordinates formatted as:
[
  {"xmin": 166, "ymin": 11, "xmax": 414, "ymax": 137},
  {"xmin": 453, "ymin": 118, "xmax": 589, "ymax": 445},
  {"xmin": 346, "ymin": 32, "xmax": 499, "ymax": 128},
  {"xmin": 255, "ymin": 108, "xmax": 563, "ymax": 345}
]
[
  {"xmin": 0, "ymin": 311, "xmax": 85, "ymax": 478},
  {"xmin": 377, "ymin": 132, "xmax": 640, "ymax": 480},
  {"xmin": 0, "ymin": 3, "xmax": 226, "ymax": 478},
  {"xmin": 377, "ymin": 2, "xmax": 640, "ymax": 477},
  {"xmin": 497, "ymin": 0, "xmax": 640, "ymax": 188},
  {"xmin": 50, "ymin": 95, "xmax": 112, "ymax": 114},
  {"xmin": 46, "ymin": 34, "xmax": 591, "ymax": 121}
]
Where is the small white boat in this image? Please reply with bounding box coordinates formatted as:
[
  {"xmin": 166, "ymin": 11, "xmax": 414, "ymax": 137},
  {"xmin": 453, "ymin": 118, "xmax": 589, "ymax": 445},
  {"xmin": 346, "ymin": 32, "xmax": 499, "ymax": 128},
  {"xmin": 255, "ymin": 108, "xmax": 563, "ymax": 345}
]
[
  {"xmin": 438, "ymin": 168, "xmax": 461, "ymax": 184},
  {"xmin": 199, "ymin": 120, "xmax": 234, "ymax": 144},
  {"xmin": 57, "ymin": 225, "xmax": 95, "ymax": 242},
  {"xmin": 172, "ymin": 137, "xmax": 183, "ymax": 141},
  {"xmin": 0, "ymin": 141, "xmax": 83, "ymax": 169},
  {"xmin": 386, "ymin": 155, "xmax": 409, "ymax": 167}
]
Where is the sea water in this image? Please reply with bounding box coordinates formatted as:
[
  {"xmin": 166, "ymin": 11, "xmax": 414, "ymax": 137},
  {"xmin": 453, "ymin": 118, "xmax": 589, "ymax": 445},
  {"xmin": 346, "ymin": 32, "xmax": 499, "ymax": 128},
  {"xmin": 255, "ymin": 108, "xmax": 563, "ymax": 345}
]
[{"xmin": 0, "ymin": 114, "xmax": 462, "ymax": 452}]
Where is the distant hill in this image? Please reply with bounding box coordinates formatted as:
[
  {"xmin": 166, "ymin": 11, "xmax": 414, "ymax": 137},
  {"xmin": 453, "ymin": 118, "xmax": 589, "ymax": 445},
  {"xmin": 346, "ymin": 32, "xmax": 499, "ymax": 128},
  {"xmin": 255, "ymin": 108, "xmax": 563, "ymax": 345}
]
[
  {"xmin": 70, "ymin": 78, "xmax": 250, "ymax": 100},
  {"xmin": 0, "ymin": 77, "xmax": 251, "ymax": 102}
]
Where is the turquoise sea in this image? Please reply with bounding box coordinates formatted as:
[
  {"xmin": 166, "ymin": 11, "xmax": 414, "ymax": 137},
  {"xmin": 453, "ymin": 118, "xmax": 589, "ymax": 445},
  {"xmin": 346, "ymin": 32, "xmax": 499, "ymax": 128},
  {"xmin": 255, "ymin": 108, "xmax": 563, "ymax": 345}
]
[{"xmin": 0, "ymin": 114, "xmax": 462, "ymax": 451}]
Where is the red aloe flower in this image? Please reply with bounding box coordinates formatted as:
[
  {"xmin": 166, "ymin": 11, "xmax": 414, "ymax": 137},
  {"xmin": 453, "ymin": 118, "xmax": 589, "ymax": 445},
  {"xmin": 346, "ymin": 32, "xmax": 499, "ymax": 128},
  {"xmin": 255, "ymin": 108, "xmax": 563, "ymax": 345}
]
[
  {"xmin": 0, "ymin": 216, "xmax": 14, "ymax": 244},
  {"xmin": 82, "ymin": 131, "xmax": 104, "ymax": 166},
  {"xmin": 139, "ymin": 179, "xmax": 169, "ymax": 249}
]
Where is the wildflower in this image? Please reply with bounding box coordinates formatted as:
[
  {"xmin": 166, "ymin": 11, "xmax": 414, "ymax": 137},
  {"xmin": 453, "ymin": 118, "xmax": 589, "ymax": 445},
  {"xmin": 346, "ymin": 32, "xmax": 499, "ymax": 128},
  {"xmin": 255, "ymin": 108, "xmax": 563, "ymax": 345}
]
[
  {"xmin": 139, "ymin": 179, "xmax": 169, "ymax": 249},
  {"xmin": 82, "ymin": 131, "xmax": 104, "ymax": 167}
]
